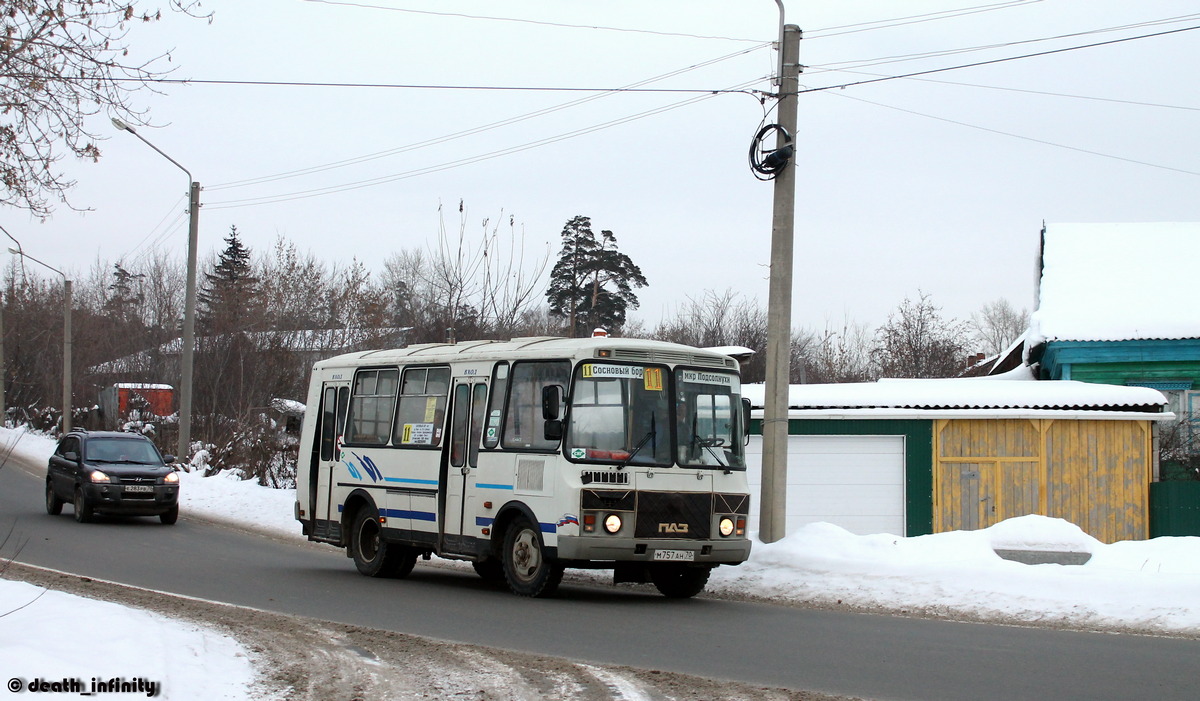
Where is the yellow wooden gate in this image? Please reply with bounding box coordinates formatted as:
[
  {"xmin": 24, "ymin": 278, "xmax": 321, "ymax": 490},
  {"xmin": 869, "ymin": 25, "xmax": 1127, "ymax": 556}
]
[{"xmin": 933, "ymin": 418, "xmax": 1151, "ymax": 543}]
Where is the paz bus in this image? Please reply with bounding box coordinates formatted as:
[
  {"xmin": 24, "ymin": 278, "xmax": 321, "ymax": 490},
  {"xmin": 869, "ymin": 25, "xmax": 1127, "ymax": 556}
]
[{"xmin": 294, "ymin": 335, "xmax": 752, "ymax": 598}]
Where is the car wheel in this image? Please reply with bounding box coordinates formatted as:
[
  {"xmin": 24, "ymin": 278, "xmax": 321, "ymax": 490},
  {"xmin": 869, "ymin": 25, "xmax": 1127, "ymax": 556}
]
[
  {"xmin": 650, "ymin": 564, "xmax": 712, "ymax": 599},
  {"xmin": 45, "ymin": 481, "xmax": 63, "ymax": 515},
  {"xmin": 349, "ymin": 506, "xmax": 417, "ymax": 578},
  {"xmin": 73, "ymin": 488, "xmax": 94, "ymax": 523},
  {"xmin": 160, "ymin": 505, "xmax": 179, "ymax": 525},
  {"xmin": 501, "ymin": 517, "xmax": 563, "ymax": 597}
]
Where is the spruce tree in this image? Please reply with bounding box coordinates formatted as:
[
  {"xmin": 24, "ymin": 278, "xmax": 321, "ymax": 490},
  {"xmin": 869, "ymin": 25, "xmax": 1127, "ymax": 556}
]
[
  {"xmin": 546, "ymin": 216, "xmax": 647, "ymax": 336},
  {"xmin": 198, "ymin": 226, "xmax": 261, "ymax": 335}
]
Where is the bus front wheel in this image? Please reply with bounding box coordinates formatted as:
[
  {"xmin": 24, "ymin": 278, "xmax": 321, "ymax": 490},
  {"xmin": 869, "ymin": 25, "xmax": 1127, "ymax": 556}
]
[
  {"xmin": 502, "ymin": 517, "xmax": 563, "ymax": 597},
  {"xmin": 650, "ymin": 564, "xmax": 712, "ymax": 598},
  {"xmin": 350, "ymin": 507, "xmax": 417, "ymax": 579}
]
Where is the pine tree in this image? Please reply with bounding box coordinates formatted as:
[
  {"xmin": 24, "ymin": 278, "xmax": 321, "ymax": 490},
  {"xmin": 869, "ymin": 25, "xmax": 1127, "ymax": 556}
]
[
  {"xmin": 546, "ymin": 216, "xmax": 647, "ymax": 336},
  {"xmin": 198, "ymin": 226, "xmax": 261, "ymax": 335},
  {"xmin": 103, "ymin": 262, "xmax": 145, "ymax": 325}
]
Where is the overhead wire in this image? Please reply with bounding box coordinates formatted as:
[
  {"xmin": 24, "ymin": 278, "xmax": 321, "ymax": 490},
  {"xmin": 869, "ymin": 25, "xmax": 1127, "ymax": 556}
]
[
  {"xmin": 208, "ymin": 42, "xmax": 772, "ymax": 191},
  {"xmin": 204, "ymin": 76, "xmax": 769, "ymax": 211},
  {"xmin": 823, "ymin": 89, "xmax": 1200, "ymax": 178},
  {"xmin": 795, "ymin": 23, "xmax": 1200, "ymax": 96}
]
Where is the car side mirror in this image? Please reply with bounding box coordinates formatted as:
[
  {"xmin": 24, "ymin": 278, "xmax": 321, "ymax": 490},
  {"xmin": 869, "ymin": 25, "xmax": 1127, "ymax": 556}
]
[
  {"xmin": 63, "ymin": 451, "xmax": 80, "ymax": 463},
  {"xmin": 163, "ymin": 455, "xmax": 177, "ymax": 465},
  {"xmin": 544, "ymin": 419, "xmax": 564, "ymax": 442}
]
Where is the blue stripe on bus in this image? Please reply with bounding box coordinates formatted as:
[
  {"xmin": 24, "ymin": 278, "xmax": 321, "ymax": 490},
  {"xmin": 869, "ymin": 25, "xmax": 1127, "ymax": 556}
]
[
  {"xmin": 334, "ymin": 504, "xmax": 436, "ymax": 522},
  {"xmin": 476, "ymin": 483, "xmax": 514, "ymax": 490},
  {"xmin": 382, "ymin": 508, "xmax": 437, "ymax": 522},
  {"xmin": 383, "ymin": 477, "xmax": 439, "ymax": 486}
]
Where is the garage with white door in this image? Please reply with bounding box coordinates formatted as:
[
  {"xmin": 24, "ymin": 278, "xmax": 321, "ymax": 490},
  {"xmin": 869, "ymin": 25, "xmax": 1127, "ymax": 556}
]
[{"xmin": 745, "ymin": 434, "xmax": 906, "ymax": 537}]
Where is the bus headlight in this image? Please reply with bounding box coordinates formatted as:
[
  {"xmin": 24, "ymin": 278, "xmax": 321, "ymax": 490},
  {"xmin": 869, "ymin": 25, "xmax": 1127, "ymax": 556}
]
[
  {"xmin": 719, "ymin": 517, "xmax": 735, "ymax": 537},
  {"xmin": 603, "ymin": 514, "xmax": 622, "ymax": 534}
]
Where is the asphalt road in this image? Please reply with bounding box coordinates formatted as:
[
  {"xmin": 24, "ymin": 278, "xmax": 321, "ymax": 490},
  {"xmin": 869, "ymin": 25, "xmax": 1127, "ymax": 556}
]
[{"xmin": 2, "ymin": 459, "xmax": 1198, "ymax": 701}]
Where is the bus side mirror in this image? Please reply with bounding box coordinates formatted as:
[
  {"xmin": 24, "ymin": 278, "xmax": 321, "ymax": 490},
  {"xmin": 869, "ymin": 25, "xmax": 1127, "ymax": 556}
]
[
  {"xmin": 742, "ymin": 398, "xmax": 752, "ymax": 445},
  {"xmin": 543, "ymin": 384, "xmax": 565, "ymax": 441},
  {"xmin": 542, "ymin": 385, "xmax": 563, "ymax": 420}
]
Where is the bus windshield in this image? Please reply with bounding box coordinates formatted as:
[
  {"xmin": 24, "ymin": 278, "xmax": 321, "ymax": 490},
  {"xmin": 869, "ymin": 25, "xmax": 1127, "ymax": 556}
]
[
  {"xmin": 566, "ymin": 362, "xmax": 672, "ymax": 466},
  {"xmin": 676, "ymin": 369, "xmax": 746, "ymax": 470}
]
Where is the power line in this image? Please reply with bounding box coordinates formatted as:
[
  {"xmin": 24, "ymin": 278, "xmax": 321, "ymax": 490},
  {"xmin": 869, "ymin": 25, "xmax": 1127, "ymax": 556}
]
[
  {"xmin": 204, "ymin": 77, "xmax": 767, "ymax": 211},
  {"xmin": 826, "ymin": 90, "xmax": 1200, "ymax": 178},
  {"xmin": 828, "ymin": 68, "xmax": 1200, "ymax": 113},
  {"xmin": 299, "ymin": 0, "xmax": 765, "ymax": 43},
  {"xmin": 809, "ymin": 12, "xmax": 1200, "ymax": 72},
  {"xmin": 797, "ymin": 23, "xmax": 1200, "ymax": 95},
  {"xmin": 208, "ymin": 43, "xmax": 772, "ymax": 191},
  {"xmin": 78, "ymin": 75, "xmax": 763, "ymax": 95},
  {"xmin": 805, "ymin": 0, "xmax": 1045, "ymax": 38}
]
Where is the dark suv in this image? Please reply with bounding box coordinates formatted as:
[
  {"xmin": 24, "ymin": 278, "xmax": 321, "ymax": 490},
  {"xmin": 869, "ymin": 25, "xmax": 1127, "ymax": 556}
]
[{"xmin": 46, "ymin": 430, "xmax": 180, "ymax": 524}]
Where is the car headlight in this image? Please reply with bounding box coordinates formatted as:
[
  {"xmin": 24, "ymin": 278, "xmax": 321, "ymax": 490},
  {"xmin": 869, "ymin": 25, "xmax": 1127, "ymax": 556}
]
[
  {"xmin": 89, "ymin": 471, "xmax": 110, "ymax": 483},
  {"xmin": 603, "ymin": 513, "xmax": 622, "ymax": 534},
  {"xmin": 719, "ymin": 517, "xmax": 735, "ymax": 537},
  {"xmin": 163, "ymin": 472, "xmax": 179, "ymax": 484}
]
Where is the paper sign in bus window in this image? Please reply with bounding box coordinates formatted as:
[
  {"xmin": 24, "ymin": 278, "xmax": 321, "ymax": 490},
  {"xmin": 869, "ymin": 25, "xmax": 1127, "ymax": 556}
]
[{"xmin": 402, "ymin": 423, "xmax": 436, "ymax": 445}]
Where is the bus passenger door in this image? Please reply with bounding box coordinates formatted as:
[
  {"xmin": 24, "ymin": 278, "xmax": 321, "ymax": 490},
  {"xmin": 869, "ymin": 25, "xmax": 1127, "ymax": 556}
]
[
  {"xmin": 310, "ymin": 381, "xmax": 349, "ymax": 542},
  {"xmin": 441, "ymin": 379, "xmax": 489, "ymax": 549}
]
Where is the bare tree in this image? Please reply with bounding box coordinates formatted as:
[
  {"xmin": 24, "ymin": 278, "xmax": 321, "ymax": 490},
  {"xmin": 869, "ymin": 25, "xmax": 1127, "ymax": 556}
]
[
  {"xmin": 875, "ymin": 292, "xmax": 970, "ymax": 378},
  {"xmin": 0, "ymin": 1, "xmax": 211, "ymax": 217},
  {"xmin": 969, "ymin": 298, "xmax": 1030, "ymax": 356},
  {"xmin": 804, "ymin": 316, "xmax": 877, "ymax": 384}
]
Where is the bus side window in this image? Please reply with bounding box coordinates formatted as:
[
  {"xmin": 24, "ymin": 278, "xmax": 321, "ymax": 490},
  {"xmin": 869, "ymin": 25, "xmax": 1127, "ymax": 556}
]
[
  {"xmin": 502, "ymin": 361, "xmax": 570, "ymax": 451},
  {"xmin": 393, "ymin": 366, "xmax": 451, "ymax": 448},
  {"xmin": 346, "ymin": 369, "xmax": 398, "ymax": 445},
  {"xmin": 482, "ymin": 363, "xmax": 508, "ymax": 449},
  {"xmin": 319, "ymin": 387, "xmax": 337, "ymax": 461}
]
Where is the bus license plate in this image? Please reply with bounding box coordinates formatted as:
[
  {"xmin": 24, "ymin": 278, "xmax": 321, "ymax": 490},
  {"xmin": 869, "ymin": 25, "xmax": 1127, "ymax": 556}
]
[
  {"xmin": 125, "ymin": 485, "xmax": 154, "ymax": 493},
  {"xmin": 653, "ymin": 549, "xmax": 695, "ymax": 562}
]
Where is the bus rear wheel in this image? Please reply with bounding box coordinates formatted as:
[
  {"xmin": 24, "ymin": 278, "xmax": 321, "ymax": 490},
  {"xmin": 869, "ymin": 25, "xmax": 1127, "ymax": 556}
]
[
  {"xmin": 502, "ymin": 517, "xmax": 563, "ymax": 597},
  {"xmin": 350, "ymin": 507, "xmax": 417, "ymax": 578},
  {"xmin": 650, "ymin": 564, "xmax": 712, "ymax": 598}
]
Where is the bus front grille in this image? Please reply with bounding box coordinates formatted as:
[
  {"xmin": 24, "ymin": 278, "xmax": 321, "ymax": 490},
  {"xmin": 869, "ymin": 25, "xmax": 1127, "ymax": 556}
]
[{"xmin": 634, "ymin": 491, "xmax": 712, "ymax": 539}]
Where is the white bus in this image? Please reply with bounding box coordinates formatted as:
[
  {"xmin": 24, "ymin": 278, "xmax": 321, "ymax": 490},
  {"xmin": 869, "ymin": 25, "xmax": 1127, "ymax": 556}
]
[{"xmin": 295, "ymin": 335, "xmax": 752, "ymax": 598}]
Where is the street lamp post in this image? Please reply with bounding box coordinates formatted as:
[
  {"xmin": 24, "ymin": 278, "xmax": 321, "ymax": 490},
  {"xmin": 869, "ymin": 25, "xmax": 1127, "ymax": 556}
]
[
  {"xmin": 112, "ymin": 118, "xmax": 199, "ymax": 462},
  {"xmin": 8, "ymin": 248, "xmax": 72, "ymax": 434}
]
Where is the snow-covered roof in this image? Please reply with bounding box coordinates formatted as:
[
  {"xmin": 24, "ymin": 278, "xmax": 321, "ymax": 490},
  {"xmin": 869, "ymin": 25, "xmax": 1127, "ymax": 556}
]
[
  {"xmin": 703, "ymin": 346, "xmax": 755, "ymax": 357},
  {"xmin": 1030, "ymin": 223, "xmax": 1200, "ymax": 344},
  {"xmin": 743, "ymin": 369, "xmax": 1167, "ymax": 414}
]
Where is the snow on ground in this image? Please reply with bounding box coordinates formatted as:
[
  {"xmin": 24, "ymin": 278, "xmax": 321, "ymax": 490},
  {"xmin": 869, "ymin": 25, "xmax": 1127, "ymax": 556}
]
[
  {"xmin": 0, "ymin": 580, "xmax": 259, "ymax": 699},
  {"xmin": 4, "ymin": 424, "xmax": 1200, "ymax": 699}
]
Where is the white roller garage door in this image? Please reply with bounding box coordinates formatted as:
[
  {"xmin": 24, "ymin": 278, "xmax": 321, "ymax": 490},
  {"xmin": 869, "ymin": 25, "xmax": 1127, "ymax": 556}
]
[{"xmin": 745, "ymin": 435, "xmax": 906, "ymax": 536}]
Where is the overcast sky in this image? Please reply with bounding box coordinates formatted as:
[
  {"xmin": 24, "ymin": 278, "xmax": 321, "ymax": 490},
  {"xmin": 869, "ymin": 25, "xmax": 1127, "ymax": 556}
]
[{"xmin": 12, "ymin": 0, "xmax": 1200, "ymax": 334}]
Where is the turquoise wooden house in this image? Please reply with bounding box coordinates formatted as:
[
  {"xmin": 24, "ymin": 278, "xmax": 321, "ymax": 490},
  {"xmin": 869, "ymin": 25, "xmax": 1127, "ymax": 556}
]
[
  {"xmin": 1027, "ymin": 223, "xmax": 1200, "ymax": 454},
  {"xmin": 1026, "ymin": 222, "xmax": 1200, "ymax": 534}
]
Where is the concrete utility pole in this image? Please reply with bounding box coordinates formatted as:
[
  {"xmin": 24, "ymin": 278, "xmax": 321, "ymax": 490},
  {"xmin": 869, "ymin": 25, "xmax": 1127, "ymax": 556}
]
[{"xmin": 759, "ymin": 23, "xmax": 802, "ymax": 544}]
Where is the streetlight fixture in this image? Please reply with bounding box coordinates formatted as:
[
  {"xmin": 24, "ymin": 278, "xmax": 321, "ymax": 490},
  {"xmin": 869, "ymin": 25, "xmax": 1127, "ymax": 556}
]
[
  {"xmin": 8, "ymin": 247, "xmax": 73, "ymax": 434},
  {"xmin": 111, "ymin": 117, "xmax": 199, "ymax": 462}
]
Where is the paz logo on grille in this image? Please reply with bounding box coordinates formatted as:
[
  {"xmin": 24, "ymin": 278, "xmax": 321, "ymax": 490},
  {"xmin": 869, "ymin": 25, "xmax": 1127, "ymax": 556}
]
[{"xmin": 657, "ymin": 522, "xmax": 689, "ymax": 534}]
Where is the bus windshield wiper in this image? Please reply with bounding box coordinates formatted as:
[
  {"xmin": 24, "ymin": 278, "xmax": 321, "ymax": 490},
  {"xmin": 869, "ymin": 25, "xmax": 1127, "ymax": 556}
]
[{"xmin": 618, "ymin": 414, "xmax": 656, "ymax": 470}]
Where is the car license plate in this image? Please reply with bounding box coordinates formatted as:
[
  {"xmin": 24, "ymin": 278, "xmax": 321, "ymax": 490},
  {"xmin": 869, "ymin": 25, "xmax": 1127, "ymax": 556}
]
[
  {"xmin": 125, "ymin": 485, "xmax": 154, "ymax": 493},
  {"xmin": 653, "ymin": 549, "xmax": 695, "ymax": 562}
]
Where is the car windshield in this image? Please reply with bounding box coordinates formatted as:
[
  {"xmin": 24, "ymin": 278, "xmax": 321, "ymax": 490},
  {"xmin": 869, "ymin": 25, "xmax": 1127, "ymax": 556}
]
[{"xmin": 86, "ymin": 438, "xmax": 162, "ymax": 465}]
